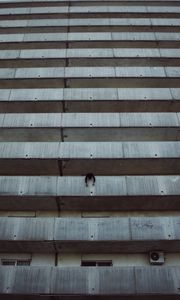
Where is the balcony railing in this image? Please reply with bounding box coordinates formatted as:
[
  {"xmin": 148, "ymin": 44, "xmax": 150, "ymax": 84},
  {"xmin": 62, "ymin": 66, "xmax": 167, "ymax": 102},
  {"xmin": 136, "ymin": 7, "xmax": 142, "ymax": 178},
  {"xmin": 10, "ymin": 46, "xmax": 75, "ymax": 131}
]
[
  {"xmin": 0, "ymin": 266, "xmax": 180, "ymax": 297},
  {"xmin": 0, "ymin": 217, "xmax": 180, "ymax": 252}
]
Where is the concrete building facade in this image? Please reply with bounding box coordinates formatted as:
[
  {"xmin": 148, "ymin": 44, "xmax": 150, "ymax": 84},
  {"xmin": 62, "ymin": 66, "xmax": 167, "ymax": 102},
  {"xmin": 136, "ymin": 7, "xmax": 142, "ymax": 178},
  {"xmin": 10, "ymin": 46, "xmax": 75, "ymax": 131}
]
[{"xmin": 0, "ymin": 0, "xmax": 180, "ymax": 298}]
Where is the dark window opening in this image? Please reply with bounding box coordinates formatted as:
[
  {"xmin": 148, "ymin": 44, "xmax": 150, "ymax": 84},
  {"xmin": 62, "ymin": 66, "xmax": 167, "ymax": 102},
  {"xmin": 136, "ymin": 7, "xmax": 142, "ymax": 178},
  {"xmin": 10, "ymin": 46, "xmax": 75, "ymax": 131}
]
[
  {"xmin": 81, "ymin": 260, "xmax": 112, "ymax": 267},
  {"xmin": 17, "ymin": 260, "xmax": 31, "ymax": 266},
  {"xmin": 1, "ymin": 259, "xmax": 31, "ymax": 266},
  {"xmin": 1, "ymin": 260, "xmax": 16, "ymax": 266}
]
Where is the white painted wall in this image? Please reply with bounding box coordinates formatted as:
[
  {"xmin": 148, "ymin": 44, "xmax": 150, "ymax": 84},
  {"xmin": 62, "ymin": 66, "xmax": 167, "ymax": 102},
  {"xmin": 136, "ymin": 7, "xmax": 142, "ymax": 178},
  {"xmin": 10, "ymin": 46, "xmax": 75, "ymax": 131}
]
[
  {"xmin": 165, "ymin": 253, "xmax": 180, "ymax": 266},
  {"xmin": 58, "ymin": 254, "xmax": 81, "ymax": 266},
  {"xmin": 36, "ymin": 211, "xmax": 59, "ymax": 217},
  {"xmin": 31, "ymin": 254, "xmax": 55, "ymax": 266}
]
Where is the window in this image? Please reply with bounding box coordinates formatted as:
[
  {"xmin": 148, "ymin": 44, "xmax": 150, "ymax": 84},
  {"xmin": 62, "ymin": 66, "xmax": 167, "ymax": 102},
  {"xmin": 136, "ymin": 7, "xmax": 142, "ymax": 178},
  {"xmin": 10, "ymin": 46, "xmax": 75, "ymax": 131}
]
[
  {"xmin": 1, "ymin": 259, "xmax": 31, "ymax": 266},
  {"xmin": 1, "ymin": 260, "xmax": 16, "ymax": 266},
  {"xmin": 17, "ymin": 260, "xmax": 31, "ymax": 266},
  {"xmin": 81, "ymin": 260, "xmax": 112, "ymax": 267}
]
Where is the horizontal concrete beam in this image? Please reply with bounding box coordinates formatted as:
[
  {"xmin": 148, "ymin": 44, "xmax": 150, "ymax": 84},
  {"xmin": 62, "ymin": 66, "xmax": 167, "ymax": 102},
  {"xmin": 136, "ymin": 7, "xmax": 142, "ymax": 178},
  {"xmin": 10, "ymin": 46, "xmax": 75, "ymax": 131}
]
[
  {"xmin": 0, "ymin": 142, "xmax": 179, "ymax": 158},
  {"xmin": 0, "ymin": 217, "xmax": 180, "ymax": 252},
  {"xmin": 0, "ymin": 142, "xmax": 179, "ymax": 175},
  {"xmin": 0, "ymin": 266, "xmax": 180, "ymax": 297},
  {"xmin": 0, "ymin": 32, "xmax": 180, "ymax": 43},
  {"xmin": 0, "ymin": 176, "xmax": 179, "ymax": 210},
  {"xmin": 0, "ymin": 112, "xmax": 179, "ymax": 127},
  {"xmin": 1, "ymin": 18, "xmax": 180, "ymax": 28},
  {"xmin": 1, "ymin": 67, "xmax": 180, "ymax": 79},
  {"xmin": 0, "ymin": 88, "xmax": 179, "ymax": 112},
  {"xmin": 1, "ymin": 88, "xmax": 179, "ymax": 101},
  {"xmin": 1, "ymin": 48, "xmax": 180, "ymax": 59},
  {"xmin": 1, "ymin": 6, "xmax": 180, "ymax": 15},
  {"xmin": 0, "ymin": 175, "xmax": 179, "ymax": 196},
  {"xmin": 0, "ymin": 113, "xmax": 179, "ymax": 141}
]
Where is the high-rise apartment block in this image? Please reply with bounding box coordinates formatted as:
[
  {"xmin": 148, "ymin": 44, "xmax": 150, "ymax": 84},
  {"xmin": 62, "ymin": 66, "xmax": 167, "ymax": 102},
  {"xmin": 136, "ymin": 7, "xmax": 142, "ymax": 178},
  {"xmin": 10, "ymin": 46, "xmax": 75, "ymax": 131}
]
[{"xmin": 0, "ymin": 0, "xmax": 180, "ymax": 298}]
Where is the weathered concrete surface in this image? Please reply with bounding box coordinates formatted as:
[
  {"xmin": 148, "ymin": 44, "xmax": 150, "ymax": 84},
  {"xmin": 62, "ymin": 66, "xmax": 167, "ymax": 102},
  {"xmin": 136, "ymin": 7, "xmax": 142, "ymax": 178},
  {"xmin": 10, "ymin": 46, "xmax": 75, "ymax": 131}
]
[
  {"xmin": 0, "ymin": 217, "xmax": 180, "ymax": 252},
  {"xmin": 0, "ymin": 142, "xmax": 179, "ymax": 175},
  {"xmin": 0, "ymin": 113, "xmax": 179, "ymax": 141},
  {"xmin": 0, "ymin": 176, "xmax": 179, "ymax": 211},
  {"xmin": 0, "ymin": 88, "xmax": 179, "ymax": 113},
  {"xmin": 0, "ymin": 266, "xmax": 180, "ymax": 297}
]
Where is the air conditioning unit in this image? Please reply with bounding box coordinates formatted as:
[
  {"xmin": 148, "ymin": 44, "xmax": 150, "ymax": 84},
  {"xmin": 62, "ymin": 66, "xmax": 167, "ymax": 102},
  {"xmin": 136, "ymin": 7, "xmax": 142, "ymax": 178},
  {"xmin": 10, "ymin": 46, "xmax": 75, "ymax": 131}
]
[{"xmin": 149, "ymin": 251, "xmax": 165, "ymax": 265}]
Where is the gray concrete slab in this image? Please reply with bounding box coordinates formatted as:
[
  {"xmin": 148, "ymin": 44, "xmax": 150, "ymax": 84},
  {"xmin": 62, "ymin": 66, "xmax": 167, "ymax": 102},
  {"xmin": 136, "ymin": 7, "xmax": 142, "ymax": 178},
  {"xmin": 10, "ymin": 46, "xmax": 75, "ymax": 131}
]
[
  {"xmin": 62, "ymin": 113, "xmax": 120, "ymax": 127},
  {"xmin": 1, "ymin": 67, "xmax": 180, "ymax": 79},
  {"xmin": 9, "ymin": 88, "xmax": 63, "ymax": 101},
  {"xmin": 0, "ymin": 89, "xmax": 11, "ymax": 100},
  {"xmin": 14, "ymin": 67, "xmax": 64, "ymax": 78},
  {"xmin": 2, "ymin": 113, "xmax": 180, "ymax": 128},
  {"xmin": 115, "ymin": 66, "xmax": 166, "ymax": 77},
  {"xmin": 64, "ymin": 88, "xmax": 118, "ymax": 100},
  {"xmin": 0, "ymin": 266, "xmax": 180, "ymax": 296},
  {"xmin": 1, "ymin": 18, "xmax": 180, "ymax": 28},
  {"xmin": 147, "ymin": 6, "xmax": 180, "ymax": 13},
  {"xmin": 117, "ymin": 88, "xmax": 173, "ymax": 100},
  {"xmin": 1, "ymin": 48, "xmax": 180, "ymax": 61},
  {"xmin": 0, "ymin": 50, "xmax": 20, "ymax": 59},
  {"xmin": 0, "ymin": 142, "xmax": 180, "ymax": 159},
  {"xmin": 0, "ymin": 217, "xmax": 54, "ymax": 240},
  {"xmin": 2, "ymin": 113, "xmax": 62, "ymax": 127}
]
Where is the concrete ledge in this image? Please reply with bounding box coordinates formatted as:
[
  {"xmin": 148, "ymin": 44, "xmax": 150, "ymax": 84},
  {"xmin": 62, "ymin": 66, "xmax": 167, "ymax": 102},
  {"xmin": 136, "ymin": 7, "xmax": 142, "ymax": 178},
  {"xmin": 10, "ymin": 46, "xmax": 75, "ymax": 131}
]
[
  {"xmin": 1, "ymin": 49, "xmax": 180, "ymax": 59},
  {"xmin": 0, "ymin": 6, "xmax": 180, "ymax": 16},
  {"xmin": 0, "ymin": 266, "xmax": 180, "ymax": 296},
  {"xmin": 0, "ymin": 176, "xmax": 180, "ymax": 211},
  {"xmin": 0, "ymin": 142, "xmax": 179, "ymax": 175},
  {"xmin": 0, "ymin": 19, "xmax": 180, "ymax": 28},
  {"xmin": 0, "ymin": 141, "xmax": 179, "ymax": 158},
  {"xmin": 0, "ymin": 32, "xmax": 180, "ymax": 43},
  {"xmin": 0, "ymin": 112, "xmax": 179, "ymax": 127},
  {"xmin": 0, "ymin": 175, "xmax": 179, "ymax": 196},
  {"xmin": 0, "ymin": 67, "xmax": 179, "ymax": 79},
  {"xmin": 0, "ymin": 217, "xmax": 180, "ymax": 252},
  {"xmin": 0, "ymin": 113, "xmax": 179, "ymax": 140},
  {"xmin": 0, "ymin": 88, "xmax": 179, "ymax": 112},
  {"xmin": 0, "ymin": 176, "xmax": 179, "ymax": 210}
]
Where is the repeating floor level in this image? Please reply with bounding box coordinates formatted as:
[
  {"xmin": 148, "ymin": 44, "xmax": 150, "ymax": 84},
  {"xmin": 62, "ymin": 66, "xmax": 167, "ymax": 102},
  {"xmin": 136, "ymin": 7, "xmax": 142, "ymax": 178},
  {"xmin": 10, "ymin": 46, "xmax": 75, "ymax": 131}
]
[{"xmin": 0, "ymin": 0, "xmax": 180, "ymax": 299}]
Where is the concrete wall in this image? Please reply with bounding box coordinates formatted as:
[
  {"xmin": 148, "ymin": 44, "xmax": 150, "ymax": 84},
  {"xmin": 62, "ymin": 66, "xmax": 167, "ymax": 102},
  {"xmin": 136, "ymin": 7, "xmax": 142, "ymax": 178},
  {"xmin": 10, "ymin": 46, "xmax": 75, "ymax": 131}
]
[
  {"xmin": 0, "ymin": 217, "xmax": 180, "ymax": 253},
  {"xmin": 0, "ymin": 266, "xmax": 180, "ymax": 296},
  {"xmin": 0, "ymin": 0, "xmax": 180, "ymax": 297}
]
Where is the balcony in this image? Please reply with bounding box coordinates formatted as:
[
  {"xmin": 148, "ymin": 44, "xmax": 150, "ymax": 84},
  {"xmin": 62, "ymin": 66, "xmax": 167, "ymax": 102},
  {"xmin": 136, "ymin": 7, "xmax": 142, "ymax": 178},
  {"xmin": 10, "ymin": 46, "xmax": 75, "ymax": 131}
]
[
  {"xmin": 0, "ymin": 88, "xmax": 179, "ymax": 113},
  {"xmin": 0, "ymin": 175, "xmax": 179, "ymax": 211},
  {"xmin": 0, "ymin": 142, "xmax": 179, "ymax": 175},
  {"xmin": 0, "ymin": 266, "xmax": 180, "ymax": 299},
  {"xmin": 0, "ymin": 217, "xmax": 180, "ymax": 253}
]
